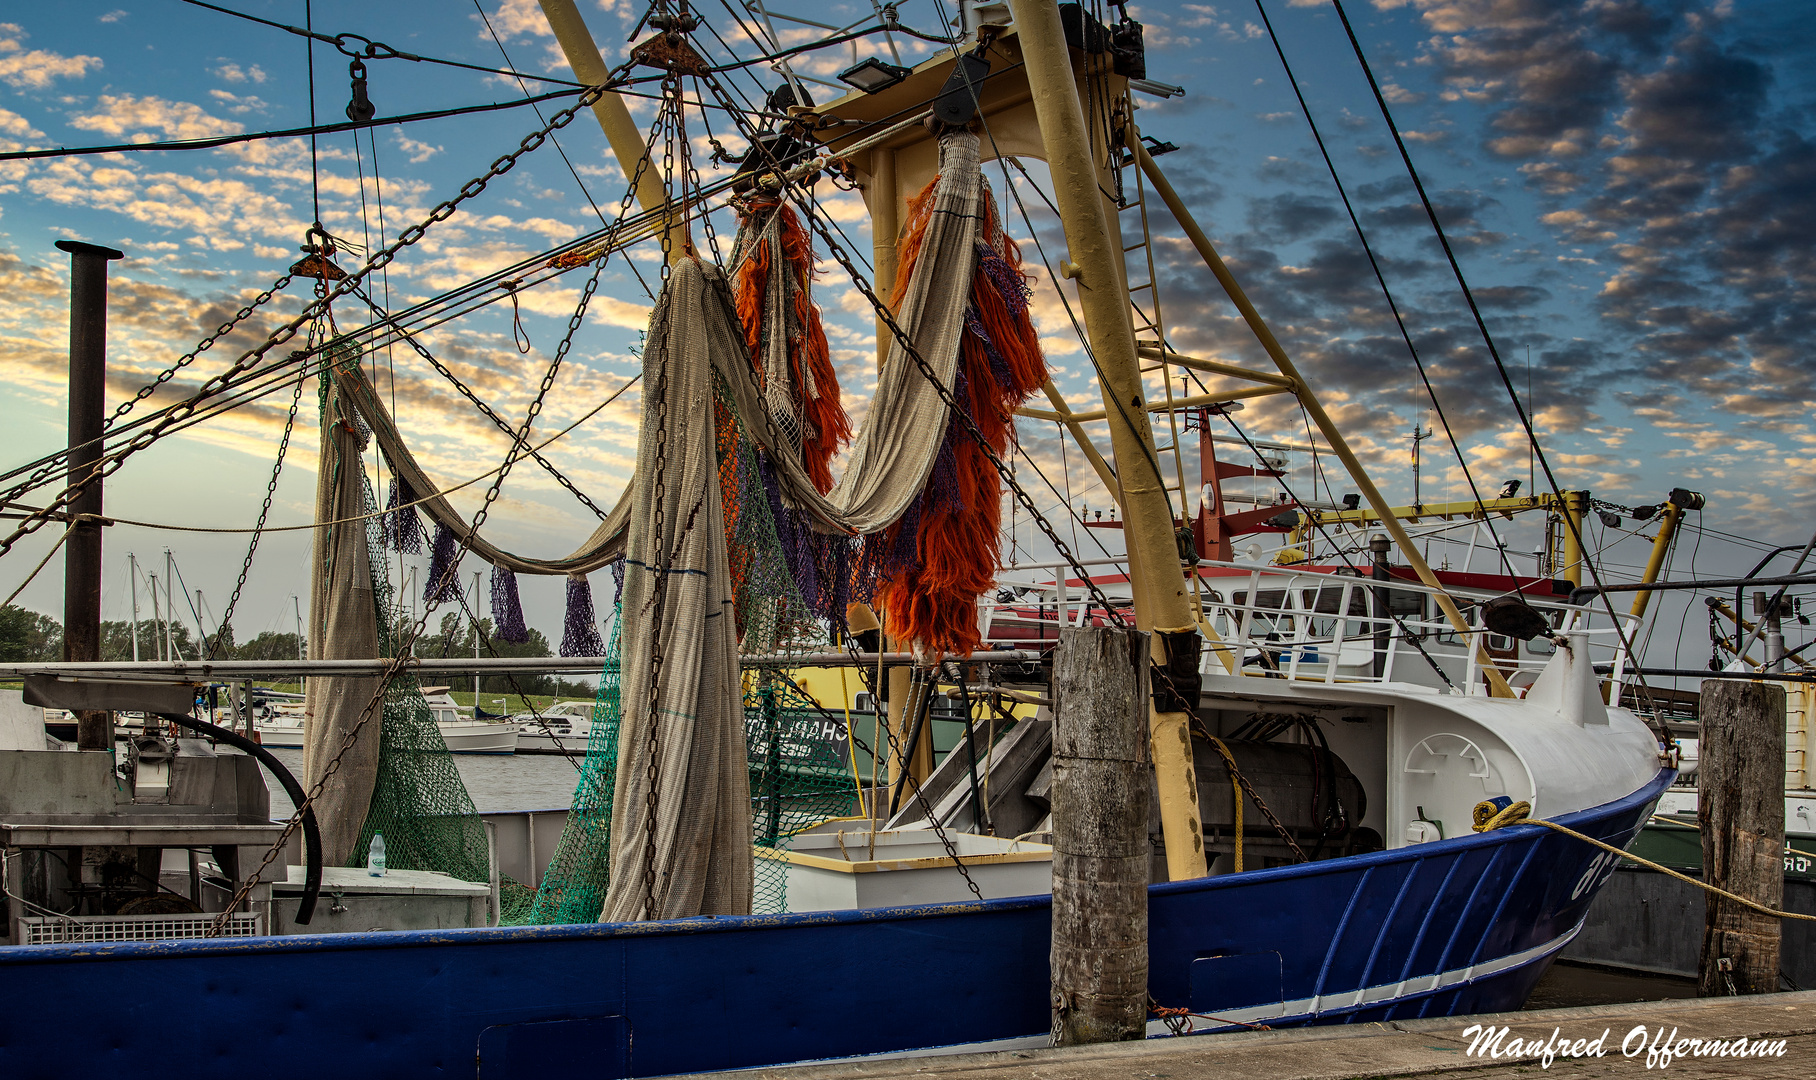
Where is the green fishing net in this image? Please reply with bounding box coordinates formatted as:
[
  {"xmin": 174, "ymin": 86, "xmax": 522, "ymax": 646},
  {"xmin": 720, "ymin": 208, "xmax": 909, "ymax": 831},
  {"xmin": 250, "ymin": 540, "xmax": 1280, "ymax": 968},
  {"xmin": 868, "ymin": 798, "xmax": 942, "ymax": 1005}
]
[
  {"xmin": 747, "ymin": 674, "xmax": 865, "ymax": 914},
  {"xmin": 509, "ymin": 615, "xmax": 625, "ymax": 926},
  {"xmin": 347, "ymin": 470, "xmax": 494, "ymax": 887}
]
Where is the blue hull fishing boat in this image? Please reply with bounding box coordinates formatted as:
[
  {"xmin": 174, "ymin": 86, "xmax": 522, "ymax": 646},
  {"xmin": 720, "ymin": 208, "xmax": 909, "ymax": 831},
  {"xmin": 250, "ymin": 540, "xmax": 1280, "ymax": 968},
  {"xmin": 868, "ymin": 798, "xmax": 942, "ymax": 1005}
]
[
  {"xmin": 0, "ymin": 3, "xmax": 1683, "ymax": 1077},
  {"xmin": 0, "ymin": 772, "xmax": 1670, "ymax": 1077}
]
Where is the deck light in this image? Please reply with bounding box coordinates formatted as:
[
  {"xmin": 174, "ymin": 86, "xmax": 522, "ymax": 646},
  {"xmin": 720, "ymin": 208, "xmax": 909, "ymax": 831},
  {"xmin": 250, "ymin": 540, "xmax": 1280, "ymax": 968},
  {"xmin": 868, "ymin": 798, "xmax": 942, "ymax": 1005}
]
[{"xmin": 838, "ymin": 58, "xmax": 913, "ymax": 95}]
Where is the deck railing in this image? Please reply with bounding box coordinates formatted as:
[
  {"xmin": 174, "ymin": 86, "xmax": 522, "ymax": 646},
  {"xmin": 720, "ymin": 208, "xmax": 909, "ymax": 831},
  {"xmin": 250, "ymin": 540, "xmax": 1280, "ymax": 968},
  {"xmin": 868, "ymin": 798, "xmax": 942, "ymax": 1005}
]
[{"xmin": 978, "ymin": 558, "xmax": 1640, "ymax": 703}]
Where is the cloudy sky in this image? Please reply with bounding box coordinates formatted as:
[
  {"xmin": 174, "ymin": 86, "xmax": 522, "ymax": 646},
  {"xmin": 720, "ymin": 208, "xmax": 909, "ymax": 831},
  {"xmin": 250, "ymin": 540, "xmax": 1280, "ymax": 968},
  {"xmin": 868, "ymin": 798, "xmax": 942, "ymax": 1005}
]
[{"xmin": 2, "ymin": 1, "xmax": 1811, "ymax": 670}]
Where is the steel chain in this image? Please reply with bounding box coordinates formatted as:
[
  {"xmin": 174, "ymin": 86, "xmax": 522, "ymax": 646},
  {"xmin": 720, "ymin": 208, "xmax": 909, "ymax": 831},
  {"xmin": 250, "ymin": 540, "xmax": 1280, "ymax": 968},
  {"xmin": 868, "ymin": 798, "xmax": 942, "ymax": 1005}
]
[
  {"xmin": 1190, "ymin": 717, "xmax": 1309, "ymax": 861},
  {"xmin": 191, "ymin": 75, "xmax": 657, "ymax": 933},
  {"xmin": 206, "ymin": 248, "xmax": 607, "ymax": 935},
  {"xmin": 0, "ymin": 81, "xmax": 619, "ymax": 567},
  {"xmin": 208, "ymin": 365, "xmax": 311, "ymax": 658},
  {"xmin": 641, "ymin": 72, "xmax": 686, "ymax": 922},
  {"xmin": 0, "ymin": 274, "xmax": 296, "ymax": 515},
  {"xmin": 866, "ymin": 665, "xmax": 987, "ymax": 901}
]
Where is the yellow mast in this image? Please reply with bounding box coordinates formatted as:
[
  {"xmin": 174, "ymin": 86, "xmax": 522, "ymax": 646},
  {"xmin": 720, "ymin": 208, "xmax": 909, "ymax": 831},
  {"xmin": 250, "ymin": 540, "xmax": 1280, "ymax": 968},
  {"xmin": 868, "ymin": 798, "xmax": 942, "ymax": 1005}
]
[
  {"xmin": 1019, "ymin": 0, "xmax": 1208, "ymax": 880},
  {"xmin": 1131, "ymin": 142, "xmax": 1515, "ymax": 698},
  {"xmin": 538, "ymin": 0, "xmax": 691, "ymax": 260}
]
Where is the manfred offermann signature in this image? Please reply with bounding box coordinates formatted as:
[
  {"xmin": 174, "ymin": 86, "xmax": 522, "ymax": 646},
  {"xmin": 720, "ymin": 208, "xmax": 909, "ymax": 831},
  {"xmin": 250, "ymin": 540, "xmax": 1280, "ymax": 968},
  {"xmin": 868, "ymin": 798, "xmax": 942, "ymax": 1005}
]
[{"xmin": 1461, "ymin": 1023, "xmax": 1790, "ymax": 1069}]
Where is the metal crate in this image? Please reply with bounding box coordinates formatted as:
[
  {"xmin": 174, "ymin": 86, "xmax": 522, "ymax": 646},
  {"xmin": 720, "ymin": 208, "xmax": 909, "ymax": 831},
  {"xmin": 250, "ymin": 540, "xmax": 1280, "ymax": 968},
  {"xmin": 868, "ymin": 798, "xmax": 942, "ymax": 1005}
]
[{"xmin": 16, "ymin": 911, "xmax": 263, "ymax": 945}]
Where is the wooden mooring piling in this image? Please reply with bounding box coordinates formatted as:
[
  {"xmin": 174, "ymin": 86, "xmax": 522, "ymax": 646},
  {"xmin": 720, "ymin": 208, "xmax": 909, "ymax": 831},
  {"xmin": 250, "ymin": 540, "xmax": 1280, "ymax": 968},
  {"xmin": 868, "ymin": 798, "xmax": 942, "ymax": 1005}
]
[{"xmin": 1698, "ymin": 678, "xmax": 1787, "ymax": 996}]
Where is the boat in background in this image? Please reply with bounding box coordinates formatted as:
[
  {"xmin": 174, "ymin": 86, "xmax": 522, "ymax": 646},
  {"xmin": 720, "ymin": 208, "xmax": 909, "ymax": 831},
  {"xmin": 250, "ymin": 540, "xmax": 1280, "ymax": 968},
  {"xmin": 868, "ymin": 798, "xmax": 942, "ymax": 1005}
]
[
  {"xmin": 255, "ymin": 686, "xmax": 516, "ymax": 754},
  {"xmin": 512, "ymin": 699, "xmax": 596, "ymax": 755}
]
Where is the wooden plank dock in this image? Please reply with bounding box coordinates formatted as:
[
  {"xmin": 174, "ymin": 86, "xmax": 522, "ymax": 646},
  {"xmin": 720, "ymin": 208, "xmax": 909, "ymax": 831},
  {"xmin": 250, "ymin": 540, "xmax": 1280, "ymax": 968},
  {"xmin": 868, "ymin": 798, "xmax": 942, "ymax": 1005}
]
[{"xmin": 698, "ymin": 991, "xmax": 1816, "ymax": 1080}]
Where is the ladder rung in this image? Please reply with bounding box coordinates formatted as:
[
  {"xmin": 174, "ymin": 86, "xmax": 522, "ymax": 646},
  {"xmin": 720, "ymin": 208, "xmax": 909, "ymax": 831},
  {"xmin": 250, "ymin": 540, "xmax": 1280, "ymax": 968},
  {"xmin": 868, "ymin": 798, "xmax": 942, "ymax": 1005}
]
[
  {"xmin": 1124, "ymin": 241, "xmax": 1147, "ymax": 252},
  {"xmin": 1130, "ymin": 282, "xmax": 1153, "ymax": 292}
]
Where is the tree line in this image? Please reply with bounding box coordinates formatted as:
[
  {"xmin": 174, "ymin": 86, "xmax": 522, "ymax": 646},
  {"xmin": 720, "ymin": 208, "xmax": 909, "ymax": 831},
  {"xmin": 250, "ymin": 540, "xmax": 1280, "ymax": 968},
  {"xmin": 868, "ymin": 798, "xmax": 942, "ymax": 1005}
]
[{"xmin": 2, "ymin": 604, "xmax": 592, "ymax": 698}]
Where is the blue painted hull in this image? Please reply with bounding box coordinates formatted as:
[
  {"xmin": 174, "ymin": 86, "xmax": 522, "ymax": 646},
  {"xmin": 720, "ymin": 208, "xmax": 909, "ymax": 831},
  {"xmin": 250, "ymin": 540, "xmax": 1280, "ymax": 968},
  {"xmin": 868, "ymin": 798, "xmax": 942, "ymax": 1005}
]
[{"xmin": 0, "ymin": 770, "xmax": 1670, "ymax": 1079}]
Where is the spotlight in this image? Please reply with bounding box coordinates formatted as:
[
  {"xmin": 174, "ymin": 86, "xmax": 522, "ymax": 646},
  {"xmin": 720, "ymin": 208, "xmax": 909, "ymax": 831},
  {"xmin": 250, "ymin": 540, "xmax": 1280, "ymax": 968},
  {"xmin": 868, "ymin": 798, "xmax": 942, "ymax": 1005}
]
[
  {"xmin": 1497, "ymin": 480, "xmax": 1522, "ymax": 499},
  {"xmin": 837, "ymin": 57, "xmax": 913, "ymax": 95},
  {"xmin": 1481, "ymin": 596, "xmax": 1552, "ymax": 642},
  {"xmin": 1341, "ymin": 493, "xmax": 1361, "ymax": 510}
]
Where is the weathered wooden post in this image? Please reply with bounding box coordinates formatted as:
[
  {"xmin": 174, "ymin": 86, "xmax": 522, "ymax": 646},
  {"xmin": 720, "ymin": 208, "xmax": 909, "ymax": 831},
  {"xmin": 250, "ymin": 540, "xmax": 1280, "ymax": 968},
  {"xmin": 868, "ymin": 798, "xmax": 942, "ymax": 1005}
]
[
  {"xmin": 1698, "ymin": 678, "xmax": 1786, "ymax": 996},
  {"xmin": 1050, "ymin": 625, "xmax": 1150, "ymax": 1045}
]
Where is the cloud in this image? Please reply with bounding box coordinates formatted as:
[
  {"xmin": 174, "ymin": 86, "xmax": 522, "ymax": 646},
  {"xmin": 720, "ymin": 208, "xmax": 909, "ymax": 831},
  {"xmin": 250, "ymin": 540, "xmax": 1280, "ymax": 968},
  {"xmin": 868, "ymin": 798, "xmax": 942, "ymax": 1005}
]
[
  {"xmin": 208, "ymin": 89, "xmax": 269, "ymax": 116},
  {"xmin": 99, "ymin": 10, "xmax": 129, "ymax": 23},
  {"xmin": 489, "ymin": 0, "xmax": 554, "ymax": 39},
  {"xmin": 213, "ymin": 62, "xmax": 268, "ymax": 85},
  {"xmin": 68, "ymin": 95, "xmax": 242, "ymax": 142},
  {"xmin": 0, "ymin": 107, "xmax": 44, "ymax": 139},
  {"xmin": 395, "ymin": 134, "xmax": 443, "ymax": 164},
  {"xmin": 0, "ymin": 22, "xmax": 102, "ymax": 88}
]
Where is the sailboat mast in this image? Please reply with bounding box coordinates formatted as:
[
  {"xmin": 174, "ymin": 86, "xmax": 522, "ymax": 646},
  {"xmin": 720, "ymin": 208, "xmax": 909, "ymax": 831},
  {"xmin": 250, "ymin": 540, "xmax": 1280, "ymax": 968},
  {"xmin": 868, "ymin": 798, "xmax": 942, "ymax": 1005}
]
[
  {"xmin": 128, "ymin": 552, "xmax": 139, "ymax": 663},
  {"xmin": 1019, "ymin": 0, "xmax": 1208, "ymax": 881}
]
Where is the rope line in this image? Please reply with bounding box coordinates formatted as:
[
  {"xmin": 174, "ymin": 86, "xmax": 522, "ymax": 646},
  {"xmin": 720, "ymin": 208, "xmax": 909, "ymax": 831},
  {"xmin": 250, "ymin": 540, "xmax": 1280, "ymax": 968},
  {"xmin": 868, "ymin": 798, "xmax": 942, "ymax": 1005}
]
[{"xmin": 1474, "ymin": 800, "xmax": 1816, "ymax": 922}]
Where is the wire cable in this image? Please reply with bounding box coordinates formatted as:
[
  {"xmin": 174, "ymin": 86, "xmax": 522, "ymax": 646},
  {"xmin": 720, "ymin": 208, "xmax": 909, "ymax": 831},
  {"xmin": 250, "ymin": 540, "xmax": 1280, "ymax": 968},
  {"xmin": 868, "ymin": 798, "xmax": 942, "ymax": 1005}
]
[
  {"xmin": 177, "ymin": 0, "xmax": 586, "ymax": 85},
  {"xmin": 1253, "ymin": 0, "xmax": 1519, "ymax": 582},
  {"xmin": 0, "ymin": 88, "xmax": 588, "ymax": 162},
  {"xmin": 1328, "ymin": 0, "xmax": 1664, "ymax": 722}
]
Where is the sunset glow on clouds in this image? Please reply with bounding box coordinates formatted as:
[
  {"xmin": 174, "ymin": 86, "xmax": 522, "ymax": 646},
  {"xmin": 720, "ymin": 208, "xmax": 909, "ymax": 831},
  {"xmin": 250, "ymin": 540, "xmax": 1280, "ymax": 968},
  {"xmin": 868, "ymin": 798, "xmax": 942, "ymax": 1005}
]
[{"xmin": 2, "ymin": 2, "xmax": 1813, "ymax": 661}]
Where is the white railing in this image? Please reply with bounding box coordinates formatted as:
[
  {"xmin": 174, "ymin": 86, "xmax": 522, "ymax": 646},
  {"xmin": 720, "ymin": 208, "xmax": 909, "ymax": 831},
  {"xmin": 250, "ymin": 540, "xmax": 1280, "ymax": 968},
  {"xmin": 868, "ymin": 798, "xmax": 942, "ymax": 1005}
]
[{"xmin": 978, "ymin": 558, "xmax": 1641, "ymax": 701}]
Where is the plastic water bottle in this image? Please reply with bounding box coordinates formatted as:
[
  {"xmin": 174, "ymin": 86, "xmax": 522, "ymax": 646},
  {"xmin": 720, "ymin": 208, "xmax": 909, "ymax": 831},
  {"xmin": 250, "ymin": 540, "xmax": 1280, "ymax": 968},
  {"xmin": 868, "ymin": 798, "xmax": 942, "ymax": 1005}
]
[{"xmin": 367, "ymin": 832, "xmax": 387, "ymax": 877}]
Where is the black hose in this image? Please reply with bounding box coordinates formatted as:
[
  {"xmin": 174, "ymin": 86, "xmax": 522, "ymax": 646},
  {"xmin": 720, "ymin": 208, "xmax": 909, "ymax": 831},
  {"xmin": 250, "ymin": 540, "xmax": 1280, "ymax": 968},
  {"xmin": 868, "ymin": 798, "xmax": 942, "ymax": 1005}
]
[
  {"xmin": 155, "ymin": 713, "xmax": 322, "ymax": 925},
  {"xmin": 888, "ymin": 672, "xmax": 935, "ymax": 819}
]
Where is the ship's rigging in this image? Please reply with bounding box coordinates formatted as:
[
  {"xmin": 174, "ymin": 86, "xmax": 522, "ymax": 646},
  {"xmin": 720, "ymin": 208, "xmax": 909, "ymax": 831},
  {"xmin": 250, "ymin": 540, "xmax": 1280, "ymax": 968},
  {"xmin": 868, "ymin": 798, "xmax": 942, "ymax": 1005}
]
[{"xmin": 5, "ymin": 1, "xmax": 1812, "ymax": 940}]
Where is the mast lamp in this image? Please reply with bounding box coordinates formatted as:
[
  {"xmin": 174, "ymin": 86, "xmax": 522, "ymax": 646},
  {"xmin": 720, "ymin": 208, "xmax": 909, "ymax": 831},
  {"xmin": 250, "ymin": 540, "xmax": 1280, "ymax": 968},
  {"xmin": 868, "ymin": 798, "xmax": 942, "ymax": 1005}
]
[{"xmin": 837, "ymin": 58, "xmax": 912, "ymax": 94}]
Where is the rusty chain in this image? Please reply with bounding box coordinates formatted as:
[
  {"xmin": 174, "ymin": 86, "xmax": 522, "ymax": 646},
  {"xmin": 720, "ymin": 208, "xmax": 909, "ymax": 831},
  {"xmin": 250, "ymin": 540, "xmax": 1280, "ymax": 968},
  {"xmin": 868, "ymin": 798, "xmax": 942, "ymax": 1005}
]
[
  {"xmin": 207, "ymin": 361, "xmax": 312, "ymax": 658},
  {"xmin": 348, "ymin": 284, "xmax": 609, "ymax": 520}
]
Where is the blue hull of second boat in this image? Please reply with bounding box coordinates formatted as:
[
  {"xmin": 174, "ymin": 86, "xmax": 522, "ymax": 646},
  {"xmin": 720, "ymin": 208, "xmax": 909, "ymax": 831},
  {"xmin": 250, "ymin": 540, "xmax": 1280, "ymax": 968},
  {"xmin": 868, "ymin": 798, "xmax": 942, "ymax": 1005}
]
[{"xmin": 0, "ymin": 769, "xmax": 1670, "ymax": 1079}]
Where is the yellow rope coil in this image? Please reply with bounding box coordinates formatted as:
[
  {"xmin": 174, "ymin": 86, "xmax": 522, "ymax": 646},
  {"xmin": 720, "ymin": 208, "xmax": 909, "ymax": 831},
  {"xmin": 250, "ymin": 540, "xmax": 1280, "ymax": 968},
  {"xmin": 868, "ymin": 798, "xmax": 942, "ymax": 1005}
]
[{"xmin": 1471, "ymin": 799, "xmax": 1816, "ymax": 923}]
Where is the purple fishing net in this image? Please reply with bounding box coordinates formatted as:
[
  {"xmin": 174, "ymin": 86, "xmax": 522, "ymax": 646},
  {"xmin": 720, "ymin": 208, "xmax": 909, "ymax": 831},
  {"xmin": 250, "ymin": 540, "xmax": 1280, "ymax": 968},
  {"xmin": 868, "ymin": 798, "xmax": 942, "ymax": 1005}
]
[
  {"xmin": 559, "ymin": 574, "xmax": 605, "ymax": 657},
  {"xmin": 423, "ymin": 522, "xmax": 464, "ymax": 603},
  {"xmin": 489, "ymin": 564, "xmax": 529, "ymax": 644},
  {"xmin": 964, "ymin": 305, "xmax": 1015, "ymax": 393},
  {"xmin": 976, "ymin": 240, "xmax": 1032, "ymax": 319},
  {"xmin": 382, "ymin": 475, "xmax": 424, "ymax": 554}
]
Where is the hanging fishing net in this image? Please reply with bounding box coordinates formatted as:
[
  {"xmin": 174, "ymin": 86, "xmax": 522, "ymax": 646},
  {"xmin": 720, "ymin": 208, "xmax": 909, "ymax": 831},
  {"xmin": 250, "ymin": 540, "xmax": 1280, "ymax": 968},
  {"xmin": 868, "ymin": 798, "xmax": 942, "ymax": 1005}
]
[
  {"xmin": 509, "ymin": 612, "xmax": 626, "ymax": 926},
  {"xmin": 510, "ymin": 132, "xmax": 1047, "ymax": 923},
  {"xmin": 347, "ymin": 472, "xmax": 495, "ymax": 887}
]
